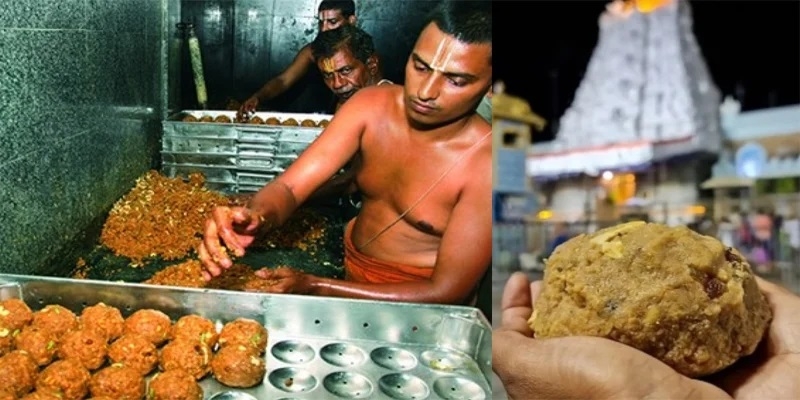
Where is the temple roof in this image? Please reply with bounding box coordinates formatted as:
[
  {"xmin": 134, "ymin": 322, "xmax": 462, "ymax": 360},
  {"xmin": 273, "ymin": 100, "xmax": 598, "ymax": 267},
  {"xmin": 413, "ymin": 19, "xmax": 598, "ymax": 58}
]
[
  {"xmin": 492, "ymin": 88, "xmax": 547, "ymax": 131},
  {"xmin": 527, "ymin": 0, "xmax": 722, "ymax": 179},
  {"xmin": 702, "ymin": 103, "xmax": 800, "ymax": 187},
  {"xmin": 722, "ymin": 104, "xmax": 800, "ymax": 143}
]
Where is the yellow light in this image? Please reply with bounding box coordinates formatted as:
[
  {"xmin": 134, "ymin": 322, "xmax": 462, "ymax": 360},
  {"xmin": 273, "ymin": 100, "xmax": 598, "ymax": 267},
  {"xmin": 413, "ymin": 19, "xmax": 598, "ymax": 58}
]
[
  {"xmin": 634, "ymin": 0, "xmax": 672, "ymax": 13},
  {"xmin": 689, "ymin": 205, "xmax": 706, "ymax": 215},
  {"xmin": 537, "ymin": 210, "xmax": 553, "ymax": 220}
]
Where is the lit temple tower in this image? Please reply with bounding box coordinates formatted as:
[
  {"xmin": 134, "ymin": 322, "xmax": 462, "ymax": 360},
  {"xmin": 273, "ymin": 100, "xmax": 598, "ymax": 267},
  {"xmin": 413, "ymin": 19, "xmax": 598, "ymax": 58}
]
[
  {"xmin": 530, "ymin": 0, "xmax": 722, "ymax": 178},
  {"xmin": 528, "ymin": 0, "xmax": 723, "ymax": 225}
]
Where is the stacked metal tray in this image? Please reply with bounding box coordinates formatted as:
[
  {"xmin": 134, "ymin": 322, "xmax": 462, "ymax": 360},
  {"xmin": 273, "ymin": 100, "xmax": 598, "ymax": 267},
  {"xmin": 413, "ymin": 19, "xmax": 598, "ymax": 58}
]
[
  {"xmin": 0, "ymin": 274, "xmax": 492, "ymax": 400},
  {"xmin": 162, "ymin": 111, "xmax": 333, "ymax": 193}
]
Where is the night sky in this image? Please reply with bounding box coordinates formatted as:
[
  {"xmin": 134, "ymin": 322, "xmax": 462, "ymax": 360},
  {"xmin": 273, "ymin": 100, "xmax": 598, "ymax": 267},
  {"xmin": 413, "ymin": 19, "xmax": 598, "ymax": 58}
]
[{"xmin": 494, "ymin": 1, "xmax": 800, "ymax": 143}]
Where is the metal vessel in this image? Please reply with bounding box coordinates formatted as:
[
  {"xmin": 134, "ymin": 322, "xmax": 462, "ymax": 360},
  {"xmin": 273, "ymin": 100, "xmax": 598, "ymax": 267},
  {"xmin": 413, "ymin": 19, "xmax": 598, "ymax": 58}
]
[
  {"xmin": 0, "ymin": 273, "xmax": 492, "ymax": 400},
  {"xmin": 162, "ymin": 110, "xmax": 333, "ymax": 193}
]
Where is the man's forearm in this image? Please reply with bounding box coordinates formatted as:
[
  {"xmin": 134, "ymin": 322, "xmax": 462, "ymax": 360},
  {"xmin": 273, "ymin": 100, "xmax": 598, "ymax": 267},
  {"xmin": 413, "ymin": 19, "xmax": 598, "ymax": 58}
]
[
  {"xmin": 248, "ymin": 179, "xmax": 299, "ymax": 228},
  {"xmin": 307, "ymin": 179, "xmax": 353, "ymax": 202},
  {"xmin": 307, "ymin": 276, "xmax": 465, "ymax": 304},
  {"xmin": 308, "ymin": 170, "xmax": 357, "ymax": 202},
  {"xmin": 251, "ymin": 78, "xmax": 287, "ymax": 103}
]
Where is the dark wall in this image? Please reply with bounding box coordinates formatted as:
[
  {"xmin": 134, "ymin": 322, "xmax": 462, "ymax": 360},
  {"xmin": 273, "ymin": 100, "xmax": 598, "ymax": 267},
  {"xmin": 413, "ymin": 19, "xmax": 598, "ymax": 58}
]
[
  {"xmin": 0, "ymin": 0, "xmax": 170, "ymax": 275},
  {"xmin": 177, "ymin": 0, "xmax": 439, "ymax": 113}
]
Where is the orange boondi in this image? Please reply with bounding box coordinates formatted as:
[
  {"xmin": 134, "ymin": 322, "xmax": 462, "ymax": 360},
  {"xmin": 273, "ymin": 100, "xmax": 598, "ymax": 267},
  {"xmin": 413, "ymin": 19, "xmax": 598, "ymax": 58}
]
[{"xmin": 343, "ymin": 220, "xmax": 434, "ymax": 284}]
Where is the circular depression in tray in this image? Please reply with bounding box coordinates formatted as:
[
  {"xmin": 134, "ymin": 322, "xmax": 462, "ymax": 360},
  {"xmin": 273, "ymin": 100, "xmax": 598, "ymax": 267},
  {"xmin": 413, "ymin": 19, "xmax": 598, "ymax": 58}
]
[
  {"xmin": 320, "ymin": 342, "xmax": 367, "ymax": 367},
  {"xmin": 271, "ymin": 340, "xmax": 315, "ymax": 364},
  {"xmin": 322, "ymin": 371, "xmax": 373, "ymax": 398},
  {"xmin": 208, "ymin": 392, "xmax": 259, "ymax": 400},
  {"xmin": 378, "ymin": 373, "xmax": 430, "ymax": 400},
  {"xmin": 420, "ymin": 349, "xmax": 473, "ymax": 372},
  {"xmin": 268, "ymin": 367, "xmax": 318, "ymax": 393},
  {"xmin": 433, "ymin": 376, "xmax": 486, "ymax": 400},
  {"xmin": 370, "ymin": 347, "xmax": 418, "ymax": 371}
]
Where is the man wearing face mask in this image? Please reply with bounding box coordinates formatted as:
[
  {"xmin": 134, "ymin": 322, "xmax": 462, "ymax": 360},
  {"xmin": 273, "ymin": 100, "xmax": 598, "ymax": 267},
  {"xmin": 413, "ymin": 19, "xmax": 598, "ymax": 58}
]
[{"xmin": 237, "ymin": 0, "xmax": 357, "ymax": 120}]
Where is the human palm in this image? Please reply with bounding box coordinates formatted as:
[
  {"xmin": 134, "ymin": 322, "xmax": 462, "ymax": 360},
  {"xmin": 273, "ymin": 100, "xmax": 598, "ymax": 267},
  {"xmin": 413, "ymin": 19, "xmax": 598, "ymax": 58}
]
[
  {"xmin": 237, "ymin": 97, "xmax": 259, "ymax": 121},
  {"xmin": 199, "ymin": 206, "xmax": 262, "ymax": 278},
  {"xmin": 492, "ymin": 273, "xmax": 800, "ymax": 399},
  {"xmin": 706, "ymin": 277, "xmax": 800, "ymax": 398},
  {"xmin": 212, "ymin": 206, "xmax": 261, "ymax": 253}
]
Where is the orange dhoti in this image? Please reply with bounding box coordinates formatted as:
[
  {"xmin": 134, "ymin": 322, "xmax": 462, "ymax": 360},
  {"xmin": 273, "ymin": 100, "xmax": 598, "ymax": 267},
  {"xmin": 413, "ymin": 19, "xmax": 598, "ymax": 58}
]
[{"xmin": 344, "ymin": 219, "xmax": 434, "ymax": 283}]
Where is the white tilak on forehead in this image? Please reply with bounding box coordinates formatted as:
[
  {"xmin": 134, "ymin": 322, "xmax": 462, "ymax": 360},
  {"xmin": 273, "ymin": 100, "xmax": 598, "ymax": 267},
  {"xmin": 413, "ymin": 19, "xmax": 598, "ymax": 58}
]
[{"xmin": 429, "ymin": 38, "xmax": 455, "ymax": 72}]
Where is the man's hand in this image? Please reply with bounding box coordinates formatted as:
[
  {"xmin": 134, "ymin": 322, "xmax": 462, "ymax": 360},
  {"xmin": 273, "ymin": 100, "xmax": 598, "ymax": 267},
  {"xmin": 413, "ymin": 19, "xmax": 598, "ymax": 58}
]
[
  {"xmin": 198, "ymin": 206, "xmax": 262, "ymax": 281},
  {"xmin": 237, "ymin": 97, "xmax": 259, "ymax": 121},
  {"xmin": 492, "ymin": 272, "xmax": 732, "ymax": 400},
  {"xmin": 254, "ymin": 266, "xmax": 314, "ymax": 295},
  {"xmin": 707, "ymin": 276, "xmax": 800, "ymax": 399}
]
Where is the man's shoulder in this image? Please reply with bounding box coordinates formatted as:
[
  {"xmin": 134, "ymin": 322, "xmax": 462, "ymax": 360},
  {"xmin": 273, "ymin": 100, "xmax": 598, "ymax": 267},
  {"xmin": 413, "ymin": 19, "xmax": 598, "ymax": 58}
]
[
  {"xmin": 352, "ymin": 84, "xmax": 400, "ymax": 104},
  {"xmin": 458, "ymin": 120, "xmax": 493, "ymax": 191},
  {"xmin": 300, "ymin": 44, "xmax": 315, "ymax": 61},
  {"xmin": 473, "ymin": 119, "xmax": 493, "ymax": 160},
  {"xmin": 467, "ymin": 114, "xmax": 492, "ymax": 152},
  {"xmin": 368, "ymin": 81, "xmax": 400, "ymax": 92},
  {"xmin": 334, "ymin": 85, "xmax": 399, "ymax": 122},
  {"xmin": 471, "ymin": 112, "xmax": 492, "ymax": 132}
]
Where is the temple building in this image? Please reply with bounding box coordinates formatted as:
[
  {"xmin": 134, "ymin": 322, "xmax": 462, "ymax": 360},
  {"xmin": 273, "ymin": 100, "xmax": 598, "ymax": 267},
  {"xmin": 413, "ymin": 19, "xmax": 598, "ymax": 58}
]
[
  {"xmin": 492, "ymin": 82, "xmax": 547, "ymax": 269},
  {"xmin": 702, "ymin": 101, "xmax": 800, "ymax": 219},
  {"xmin": 529, "ymin": 0, "xmax": 722, "ymax": 226}
]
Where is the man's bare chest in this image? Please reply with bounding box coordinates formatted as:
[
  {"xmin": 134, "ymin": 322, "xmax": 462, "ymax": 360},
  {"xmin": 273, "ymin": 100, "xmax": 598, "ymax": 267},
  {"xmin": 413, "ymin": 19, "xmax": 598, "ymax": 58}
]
[{"xmin": 356, "ymin": 149, "xmax": 464, "ymax": 236}]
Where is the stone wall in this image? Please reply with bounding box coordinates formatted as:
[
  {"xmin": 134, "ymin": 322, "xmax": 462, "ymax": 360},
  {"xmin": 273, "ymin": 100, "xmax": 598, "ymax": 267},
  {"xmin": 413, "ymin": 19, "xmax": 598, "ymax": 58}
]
[{"xmin": 0, "ymin": 0, "xmax": 170, "ymax": 275}]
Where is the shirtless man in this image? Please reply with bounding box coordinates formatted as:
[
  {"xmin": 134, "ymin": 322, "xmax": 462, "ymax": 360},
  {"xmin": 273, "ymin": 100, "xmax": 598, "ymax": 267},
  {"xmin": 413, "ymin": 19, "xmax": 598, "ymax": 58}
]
[
  {"xmin": 237, "ymin": 0, "xmax": 357, "ymax": 120},
  {"xmin": 236, "ymin": 26, "xmax": 387, "ymax": 203},
  {"xmin": 308, "ymin": 24, "xmax": 392, "ymax": 200},
  {"xmin": 200, "ymin": 0, "xmax": 492, "ymax": 305}
]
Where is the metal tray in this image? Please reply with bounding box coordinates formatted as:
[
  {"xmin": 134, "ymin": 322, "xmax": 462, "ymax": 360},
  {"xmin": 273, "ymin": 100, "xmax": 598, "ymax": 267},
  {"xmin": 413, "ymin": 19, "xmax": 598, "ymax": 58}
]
[
  {"xmin": 166, "ymin": 110, "xmax": 332, "ymax": 125},
  {"xmin": 162, "ymin": 111, "xmax": 334, "ymax": 193},
  {"xmin": 0, "ymin": 274, "xmax": 492, "ymax": 400}
]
